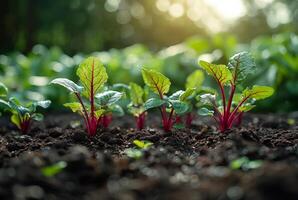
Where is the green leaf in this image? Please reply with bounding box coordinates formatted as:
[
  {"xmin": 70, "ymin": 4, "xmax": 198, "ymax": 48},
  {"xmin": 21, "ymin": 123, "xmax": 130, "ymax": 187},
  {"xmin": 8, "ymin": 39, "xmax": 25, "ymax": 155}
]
[
  {"xmin": 35, "ymin": 100, "xmax": 51, "ymax": 108},
  {"xmin": 199, "ymin": 60, "xmax": 232, "ymax": 85},
  {"xmin": 110, "ymin": 104, "xmax": 124, "ymax": 116},
  {"xmin": 63, "ymin": 102, "xmax": 83, "ymax": 113},
  {"xmin": 129, "ymin": 82, "xmax": 144, "ymax": 105},
  {"xmin": 127, "ymin": 104, "xmax": 145, "ymax": 116},
  {"xmin": 8, "ymin": 98, "xmax": 30, "ymax": 115},
  {"xmin": 169, "ymin": 90, "xmax": 184, "ymax": 100},
  {"xmin": 228, "ymin": 52, "xmax": 256, "ymax": 83},
  {"xmin": 76, "ymin": 57, "xmax": 108, "ymax": 98},
  {"xmin": 242, "ymin": 86, "xmax": 274, "ymax": 100},
  {"xmin": 169, "ymin": 100, "xmax": 189, "ymax": 115},
  {"xmin": 32, "ymin": 113, "xmax": 44, "ymax": 121},
  {"xmin": 95, "ymin": 91, "xmax": 122, "ymax": 106},
  {"xmin": 124, "ymin": 148, "xmax": 143, "ymax": 159},
  {"xmin": 239, "ymin": 104, "xmax": 256, "ymax": 112},
  {"xmin": 95, "ymin": 109, "xmax": 105, "ymax": 118},
  {"xmin": 11, "ymin": 113, "xmax": 21, "ymax": 128},
  {"xmin": 142, "ymin": 68, "xmax": 171, "ymax": 95},
  {"xmin": 41, "ymin": 161, "xmax": 67, "ymax": 177},
  {"xmin": 144, "ymin": 98, "xmax": 166, "ymax": 111},
  {"xmin": 186, "ymin": 70, "xmax": 204, "ymax": 89},
  {"xmin": 198, "ymin": 107, "xmax": 214, "ymax": 116},
  {"xmin": 50, "ymin": 78, "xmax": 83, "ymax": 93},
  {"xmin": 0, "ymin": 99, "xmax": 10, "ymax": 110},
  {"xmin": 197, "ymin": 93, "xmax": 216, "ymax": 106},
  {"xmin": 179, "ymin": 88, "xmax": 196, "ymax": 101},
  {"xmin": 230, "ymin": 157, "xmax": 262, "ymax": 170},
  {"xmin": 133, "ymin": 140, "xmax": 153, "ymax": 149},
  {"xmin": 0, "ymin": 82, "xmax": 8, "ymax": 97}
]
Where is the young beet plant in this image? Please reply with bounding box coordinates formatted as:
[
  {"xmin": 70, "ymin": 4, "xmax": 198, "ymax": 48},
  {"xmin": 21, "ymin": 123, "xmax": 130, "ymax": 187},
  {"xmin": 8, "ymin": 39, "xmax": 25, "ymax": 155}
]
[
  {"xmin": 198, "ymin": 52, "xmax": 274, "ymax": 132},
  {"xmin": 141, "ymin": 68, "xmax": 191, "ymax": 132},
  {"xmin": 0, "ymin": 82, "xmax": 51, "ymax": 133},
  {"xmin": 50, "ymin": 57, "xmax": 123, "ymax": 136},
  {"xmin": 174, "ymin": 70, "xmax": 205, "ymax": 128},
  {"xmin": 127, "ymin": 82, "xmax": 148, "ymax": 130}
]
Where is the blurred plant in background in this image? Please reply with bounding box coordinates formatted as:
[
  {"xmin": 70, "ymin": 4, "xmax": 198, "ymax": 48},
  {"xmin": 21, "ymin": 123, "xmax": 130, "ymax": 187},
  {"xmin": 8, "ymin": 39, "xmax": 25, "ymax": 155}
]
[{"xmin": 0, "ymin": 33, "xmax": 297, "ymax": 112}]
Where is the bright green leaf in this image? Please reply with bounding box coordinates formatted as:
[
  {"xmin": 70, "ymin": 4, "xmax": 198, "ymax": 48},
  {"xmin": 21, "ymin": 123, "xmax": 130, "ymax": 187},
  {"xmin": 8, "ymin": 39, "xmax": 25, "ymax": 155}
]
[
  {"xmin": 199, "ymin": 60, "xmax": 232, "ymax": 85},
  {"xmin": 142, "ymin": 68, "xmax": 171, "ymax": 95},
  {"xmin": 11, "ymin": 114, "xmax": 21, "ymax": 128},
  {"xmin": 63, "ymin": 102, "xmax": 83, "ymax": 113},
  {"xmin": 239, "ymin": 104, "xmax": 256, "ymax": 112},
  {"xmin": 76, "ymin": 57, "xmax": 108, "ymax": 98},
  {"xmin": 41, "ymin": 161, "xmax": 67, "ymax": 177},
  {"xmin": 129, "ymin": 82, "xmax": 144, "ymax": 105},
  {"xmin": 179, "ymin": 88, "xmax": 196, "ymax": 101},
  {"xmin": 186, "ymin": 70, "xmax": 204, "ymax": 89},
  {"xmin": 133, "ymin": 140, "xmax": 153, "ymax": 149},
  {"xmin": 242, "ymin": 86, "xmax": 274, "ymax": 100}
]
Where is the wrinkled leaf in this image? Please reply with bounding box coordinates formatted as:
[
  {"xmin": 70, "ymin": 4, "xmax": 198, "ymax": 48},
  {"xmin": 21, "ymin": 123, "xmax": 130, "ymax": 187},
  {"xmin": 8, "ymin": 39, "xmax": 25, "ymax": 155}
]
[
  {"xmin": 50, "ymin": 78, "xmax": 83, "ymax": 93},
  {"xmin": 198, "ymin": 107, "xmax": 214, "ymax": 116},
  {"xmin": 95, "ymin": 91, "xmax": 122, "ymax": 106},
  {"xmin": 169, "ymin": 100, "xmax": 189, "ymax": 115},
  {"xmin": 142, "ymin": 68, "xmax": 171, "ymax": 95},
  {"xmin": 228, "ymin": 52, "xmax": 256, "ymax": 83},
  {"xmin": 144, "ymin": 98, "xmax": 166, "ymax": 110},
  {"xmin": 77, "ymin": 57, "xmax": 108, "ymax": 98},
  {"xmin": 199, "ymin": 60, "xmax": 232, "ymax": 85},
  {"xmin": 110, "ymin": 104, "xmax": 124, "ymax": 116}
]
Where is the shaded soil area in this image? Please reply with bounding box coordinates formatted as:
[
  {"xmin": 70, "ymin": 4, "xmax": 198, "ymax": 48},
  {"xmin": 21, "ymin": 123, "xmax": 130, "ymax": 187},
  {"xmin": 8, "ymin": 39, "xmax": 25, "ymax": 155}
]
[{"xmin": 0, "ymin": 113, "xmax": 298, "ymax": 200}]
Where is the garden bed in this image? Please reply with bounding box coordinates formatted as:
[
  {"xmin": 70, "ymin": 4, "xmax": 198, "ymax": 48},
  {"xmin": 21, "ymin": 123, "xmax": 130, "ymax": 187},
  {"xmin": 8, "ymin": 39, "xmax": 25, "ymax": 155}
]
[{"xmin": 0, "ymin": 113, "xmax": 297, "ymax": 200}]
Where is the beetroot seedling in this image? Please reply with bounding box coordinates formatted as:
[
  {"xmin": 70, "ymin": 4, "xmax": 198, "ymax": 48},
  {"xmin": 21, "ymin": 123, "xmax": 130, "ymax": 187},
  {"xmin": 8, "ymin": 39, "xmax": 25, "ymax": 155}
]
[
  {"xmin": 198, "ymin": 52, "xmax": 274, "ymax": 132},
  {"xmin": 50, "ymin": 57, "xmax": 122, "ymax": 136},
  {"xmin": 0, "ymin": 82, "xmax": 51, "ymax": 133},
  {"xmin": 142, "ymin": 68, "xmax": 189, "ymax": 132},
  {"xmin": 127, "ymin": 82, "xmax": 148, "ymax": 130}
]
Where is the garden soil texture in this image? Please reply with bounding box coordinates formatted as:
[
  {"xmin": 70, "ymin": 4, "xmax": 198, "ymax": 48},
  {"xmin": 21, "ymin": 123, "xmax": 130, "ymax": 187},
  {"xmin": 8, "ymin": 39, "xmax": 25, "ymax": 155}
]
[{"xmin": 0, "ymin": 113, "xmax": 298, "ymax": 200}]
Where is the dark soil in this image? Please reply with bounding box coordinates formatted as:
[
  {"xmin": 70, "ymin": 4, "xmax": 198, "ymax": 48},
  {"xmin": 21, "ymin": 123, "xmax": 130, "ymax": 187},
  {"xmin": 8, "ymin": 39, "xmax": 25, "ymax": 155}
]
[{"xmin": 0, "ymin": 112, "xmax": 298, "ymax": 200}]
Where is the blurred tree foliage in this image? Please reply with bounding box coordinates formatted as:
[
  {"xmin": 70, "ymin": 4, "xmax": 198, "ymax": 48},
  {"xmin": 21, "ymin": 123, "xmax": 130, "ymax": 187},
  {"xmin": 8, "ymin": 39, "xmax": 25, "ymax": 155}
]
[{"xmin": 1, "ymin": 0, "xmax": 297, "ymax": 54}]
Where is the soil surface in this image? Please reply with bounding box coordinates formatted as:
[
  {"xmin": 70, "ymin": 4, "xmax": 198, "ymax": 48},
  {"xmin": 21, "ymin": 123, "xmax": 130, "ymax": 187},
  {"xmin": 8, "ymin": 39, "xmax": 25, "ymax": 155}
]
[{"xmin": 0, "ymin": 112, "xmax": 298, "ymax": 200}]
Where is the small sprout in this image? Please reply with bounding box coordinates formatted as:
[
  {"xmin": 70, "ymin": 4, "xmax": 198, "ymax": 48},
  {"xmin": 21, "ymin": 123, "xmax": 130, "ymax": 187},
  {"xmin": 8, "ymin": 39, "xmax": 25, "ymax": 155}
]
[
  {"xmin": 133, "ymin": 139, "xmax": 153, "ymax": 149},
  {"xmin": 127, "ymin": 82, "xmax": 148, "ymax": 130},
  {"xmin": 41, "ymin": 161, "xmax": 67, "ymax": 177},
  {"xmin": 0, "ymin": 82, "xmax": 51, "ymax": 133},
  {"xmin": 142, "ymin": 68, "xmax": 189, "ymax": 132},
  {"xmin": 124, "ymin": 148, "xmax": 143, "ymax": 159},
  {"xmin": 50, "ymin": 57, "xmax": 123, "ymax": 136},
  {"xmin": 287, "ymin": 118, "xmax": 295, "ymax": 125},
  {"xmin": 198, "ymin": 52, "xmax": 274, "ymax": 132},
  {"xmin": 230, "ymin": 157, "xmax": 263, "ymax": 171}
]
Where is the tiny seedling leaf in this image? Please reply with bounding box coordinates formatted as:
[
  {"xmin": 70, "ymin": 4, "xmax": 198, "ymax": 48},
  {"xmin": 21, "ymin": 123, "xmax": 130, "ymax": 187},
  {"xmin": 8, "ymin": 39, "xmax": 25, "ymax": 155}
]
[
  {"xmin": 133, "ymin": 140, "xmax": 153, "ymax": 149},
  {"xmin": 41, "ymin": 161, "xmax": 67, "ymax": 177}
]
